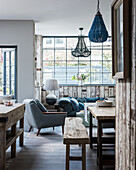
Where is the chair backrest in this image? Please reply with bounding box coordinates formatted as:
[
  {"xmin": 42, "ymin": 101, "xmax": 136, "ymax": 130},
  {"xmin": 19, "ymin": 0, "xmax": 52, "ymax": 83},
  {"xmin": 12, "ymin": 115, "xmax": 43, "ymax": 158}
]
[
  {"xmin": 24, "ymin": 99, "xmax": 43, "ymax": 128},
  {"xmin": 30, "ymin": 101, "xmax": 47, "ymax": 128},
  {"xmin": 23, "ymin": 99, "xmax": 35, "ymax": 126}
]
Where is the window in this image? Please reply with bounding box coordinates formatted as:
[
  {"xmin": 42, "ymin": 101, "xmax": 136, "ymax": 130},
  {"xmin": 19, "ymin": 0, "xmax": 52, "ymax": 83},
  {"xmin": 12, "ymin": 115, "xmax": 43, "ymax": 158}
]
[
  {"xmin": 55, "ymin": 38, "xmax": 64, "ymax": 44},
  {"xmin": 42, "ymin": 36, "xmax": 114, "ymax": 85},
  {"xmin": 46, "ymin": 39, "xmax": 52, "ymax": 44},
  {"xmin": 0, "ymin": 47, "xmax": 17, "ymax": 98}
]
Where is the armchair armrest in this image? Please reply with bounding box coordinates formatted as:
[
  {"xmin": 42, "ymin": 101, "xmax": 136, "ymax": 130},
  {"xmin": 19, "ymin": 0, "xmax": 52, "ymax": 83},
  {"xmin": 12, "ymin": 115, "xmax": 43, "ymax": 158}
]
[
  {"xmin": 42, "ymin": 112, "xmax": 67, "ymax": 114},
  {"xmin": 48, "ymin": 109, "xmax": 58, "ymax": 112}
]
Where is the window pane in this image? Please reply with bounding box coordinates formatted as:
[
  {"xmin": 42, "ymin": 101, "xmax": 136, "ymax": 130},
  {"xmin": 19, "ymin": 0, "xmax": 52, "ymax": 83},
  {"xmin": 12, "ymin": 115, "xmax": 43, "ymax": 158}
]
[
  {"xmin": 55, "ymin": 61, "xmax": 66, "ymax": 67},
  {"xmin": 6, "ymin": 52, "xmax": 9, "ymax": 66},
  {"xmin": 79, "ymin": 61, "xmax": 90, "ymax": 72},
  {"xmin": 103, "ymin": 61, "xmax": 112, "ymax": 72},
  {"xmin": 91, "ymin": 50, "xmax": 102, "ymax": 60},
  {"xmin": 11, "ymin": 52, "xmax": 15, "ymax": 90},
  {"xmin": 68, "ymin": 59, "xmax": 79, "ymax": 83},
  {"xmin": 55, "ymin": 62, "xmax": 66, "ymax": 82},
  {"xmin": 43, "ymin": 61, "xmax": 54, "ymax": 67},
  {"xmin": 91, "ymin": 61, "xmax": 102, "ymax": 72},
  {"xmin": 103, "ymin": 50, "xmax": 112, "ymax": 60},
  {"xmin": 84, "ymin": 38, "xmax": 91, "ymax": 47},
  {"xmin": 43, "ymin": 68, "xmax": 54, "ymax": 73},
  {"xmin": 67, "ymin": 61, "xmax": 78, "ymax": 72},
  {"xmin": 43, "ymin": 73, "xmax": 55, "ymax": 84},
  {"xmin": 43, "ymin": 50, "xmax": 54, "ymax": 60},
  {"xmin": 43, "ymin": 61, "xmax": 54, "ymax": 72},
  {"xmin": 55, "ymin": 68, "xmax": 66, "ymax": 74},
  {"xmin": 55, "ymin": 38, "xmax": 66, "ymax": 49},
  {"xmin": 43, "ymin": 38, "xmax": 54, "ymax": 48},
  {"xmin": 55, "ymin": 50, "xmax": 66, "ymax": 60},
  {"xmin": 11, "ymin": 66, "xmax": 14, "ymax": 76},
  {"xmin": 103, "ymin": 73, "xmax": 114, "ymax": 84},
  {"xmin": 67, "ymin": 38, "xmax": 78, "ymax": 49},
  {"xmin": 0, "ymin": 49, "xmax": 3, "ymax": 95},
  {"xmin": 0, "ymin": 48, "xmax": 16, "ymax": 98},
  {"xmin": 11, "ymin": 80, "xmax": 14, "ymax": 95},
  {"xmin": 11, "ymin": 52, "xmax": 15, "ymax": 66},
  {"xmin": 67, "ymin": 73, "xmax": 78, "ymax": 84},
  {"xmin": 103, "ymin": 37, "xmax": 112, "ymax": 50},
  {"xmin": 91, "ymin": 42, "xmax": 102, "ymax": 50},
  {"xmin": 91, "ymin": 73, "xmax": 102, "ymax": 84},
  {"xmin": 11, "ymin": 67, "xmax": 14, "ymax": 81},
  {"xmin": 55, "ymin": 72, "xmax": 66, "ymax": 84},
  {"xmin": 67, "ymin": 50, "xmax": 78, "ymax": 60}
]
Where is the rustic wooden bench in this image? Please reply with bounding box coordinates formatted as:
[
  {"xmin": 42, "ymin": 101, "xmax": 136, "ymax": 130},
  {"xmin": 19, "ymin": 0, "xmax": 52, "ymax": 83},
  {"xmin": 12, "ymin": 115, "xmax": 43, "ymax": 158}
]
[{"xmin": 63, "ymin": 117, "xmax": 90, "ymax": 170}]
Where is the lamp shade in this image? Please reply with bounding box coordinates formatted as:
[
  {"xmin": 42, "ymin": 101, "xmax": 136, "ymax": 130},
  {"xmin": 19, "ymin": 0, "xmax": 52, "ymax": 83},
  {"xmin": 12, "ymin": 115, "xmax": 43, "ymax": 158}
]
[
  {"xmin": 88, "ymin": 11, "xmax": 108, "ymax": 43},
  {"xmin": 43, "ymin": 79, "xmax": 59, "ymax": 91}
]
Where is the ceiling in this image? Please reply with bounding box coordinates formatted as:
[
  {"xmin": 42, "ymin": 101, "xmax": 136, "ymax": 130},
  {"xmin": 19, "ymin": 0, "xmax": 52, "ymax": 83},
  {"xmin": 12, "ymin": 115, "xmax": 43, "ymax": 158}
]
[{"xmin": 0, "ymin": 0, "xmax": 113, "ymax": 36}]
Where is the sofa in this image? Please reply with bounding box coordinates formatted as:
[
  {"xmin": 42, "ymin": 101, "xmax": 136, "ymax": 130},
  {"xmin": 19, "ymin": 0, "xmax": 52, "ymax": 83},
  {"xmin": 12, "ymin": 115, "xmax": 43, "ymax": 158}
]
[{"xmin": 58, "ymin": 97, "xmax": 103, "ymax": 127}]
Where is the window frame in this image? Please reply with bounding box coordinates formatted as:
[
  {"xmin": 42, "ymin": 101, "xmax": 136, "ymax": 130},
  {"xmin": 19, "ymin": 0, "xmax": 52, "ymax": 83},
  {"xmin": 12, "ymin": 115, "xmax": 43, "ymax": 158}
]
[
  {"xmin": 42, "ymin": 36, "xmax": 114, "ymax": 86},
  {"xmin": 0, "ymin": 46, "xmax": 17, "ymax": 99}
]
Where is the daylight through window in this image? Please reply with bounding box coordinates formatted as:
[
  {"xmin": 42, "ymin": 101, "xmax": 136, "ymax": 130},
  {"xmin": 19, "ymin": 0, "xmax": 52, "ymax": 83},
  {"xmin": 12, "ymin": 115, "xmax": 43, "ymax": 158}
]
[
  {"xmin": 0, "ymin": 47, "xmax": 17, "ymax": 98},
  {"xmin": 42, "ymin": 36, "xmax": 114, "ymax": 85}
]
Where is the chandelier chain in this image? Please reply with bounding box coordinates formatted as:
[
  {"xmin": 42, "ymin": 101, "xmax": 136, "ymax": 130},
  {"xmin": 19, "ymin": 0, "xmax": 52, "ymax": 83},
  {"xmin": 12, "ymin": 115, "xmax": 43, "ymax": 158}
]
[{"xmin": 97, "ymin": 0, "xmax": 100, "ymax": 11}]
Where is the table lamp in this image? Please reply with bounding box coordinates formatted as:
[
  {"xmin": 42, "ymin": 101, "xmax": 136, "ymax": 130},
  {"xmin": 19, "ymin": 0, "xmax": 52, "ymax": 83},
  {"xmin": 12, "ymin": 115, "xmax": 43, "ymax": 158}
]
[{"xmin": 43, "ymin": 79, "xmax": 59, "ymax": 105}]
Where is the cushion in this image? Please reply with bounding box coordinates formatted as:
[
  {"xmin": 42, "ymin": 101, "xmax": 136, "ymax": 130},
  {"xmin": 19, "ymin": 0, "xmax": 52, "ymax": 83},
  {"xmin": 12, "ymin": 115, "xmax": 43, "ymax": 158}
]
[
  {"xmin": 70, "ymin": 98, "xmax": 80, "ymax": 112},
  {"xmin": 84, "ymin": 97, "xmax": 100, "ymax": 103},
  {"xmin": 74, "ymin": 97, "xmax": 86, "ymax": 103},
  {"xmin": 59, "ymin": 97, "xmax": 71, "ymax": 103},
  {"xmin": 58, "ymin": 97, "xmax": 72, "ymax": 111},
  {"xmin": 99, "ymin": 97, "xmax": 105, "ymax": 101},
  {"xmin": 34, "ymin": 99, "xmax": 48, "ymax": 112},
  {"xmin": 79, "ymin": 102, "xmax": 84, "ymax": 110}
]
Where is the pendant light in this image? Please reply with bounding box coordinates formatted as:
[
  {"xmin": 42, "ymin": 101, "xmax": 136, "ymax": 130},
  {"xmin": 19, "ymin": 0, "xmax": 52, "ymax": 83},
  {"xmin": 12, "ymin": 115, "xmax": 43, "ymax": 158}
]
[
  {"xmin": 88, "ymin": 0, "xmax": 108, "ymax": 43},
  {"xmin": 72, "ymin": 28, "xmax": 91, "ymax": 57}
]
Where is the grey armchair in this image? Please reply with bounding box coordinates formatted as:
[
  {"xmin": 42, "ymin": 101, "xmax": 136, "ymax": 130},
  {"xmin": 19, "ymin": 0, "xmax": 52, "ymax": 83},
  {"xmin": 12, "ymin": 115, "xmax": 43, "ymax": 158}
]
[{"xmin": 25, "ymin": 100, "xmax": 67, "ymax": 136}]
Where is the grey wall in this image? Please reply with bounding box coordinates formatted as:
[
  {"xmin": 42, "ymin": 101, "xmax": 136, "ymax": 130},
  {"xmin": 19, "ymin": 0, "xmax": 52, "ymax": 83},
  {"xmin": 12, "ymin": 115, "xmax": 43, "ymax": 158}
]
[{"xmin": 0, "ymin": 20, "xmax": 34, "ymax": 102}]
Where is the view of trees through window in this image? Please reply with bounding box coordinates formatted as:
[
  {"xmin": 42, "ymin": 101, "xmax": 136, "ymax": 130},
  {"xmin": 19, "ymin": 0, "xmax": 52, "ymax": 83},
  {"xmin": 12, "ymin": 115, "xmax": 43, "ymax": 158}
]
[
  {"xmin": 42, "ymin": 36, "xmax": 114, "ymax": 85},
  {"xmin": 0, "ymin": 47, "xmax": 16, "ymax": 98}
]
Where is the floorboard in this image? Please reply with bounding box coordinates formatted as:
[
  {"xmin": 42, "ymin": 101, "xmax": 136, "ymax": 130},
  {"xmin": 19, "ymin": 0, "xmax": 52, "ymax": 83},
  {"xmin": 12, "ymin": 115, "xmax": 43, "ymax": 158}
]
[{"xmin": 6, "ymin": 127, "xmax": 114, "ymax": 170}]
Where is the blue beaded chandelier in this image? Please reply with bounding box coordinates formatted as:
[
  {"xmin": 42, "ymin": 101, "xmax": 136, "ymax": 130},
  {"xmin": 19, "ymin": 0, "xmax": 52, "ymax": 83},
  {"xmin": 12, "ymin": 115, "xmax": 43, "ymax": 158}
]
[
  {"xmin": 88, "ymin": 0, "xmax": 108, "ymax": 43},
  {"xmin": 72, "ymin": 28, "xmax": 91, "ymax": 57}
]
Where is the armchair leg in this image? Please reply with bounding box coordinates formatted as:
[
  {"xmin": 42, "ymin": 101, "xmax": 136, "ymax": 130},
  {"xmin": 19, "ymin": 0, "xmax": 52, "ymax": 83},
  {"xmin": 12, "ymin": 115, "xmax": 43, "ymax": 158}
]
[
  {"xmin": 62, "ymin": 126, "xmax": 64, "ymax": 134},
  {"xmin": 36, "ymin": 129, "xmax": 41, "ymax": 136},
  {"xmin": 29, "ymin": 126, "xmax": 32, "ymax": 132}
]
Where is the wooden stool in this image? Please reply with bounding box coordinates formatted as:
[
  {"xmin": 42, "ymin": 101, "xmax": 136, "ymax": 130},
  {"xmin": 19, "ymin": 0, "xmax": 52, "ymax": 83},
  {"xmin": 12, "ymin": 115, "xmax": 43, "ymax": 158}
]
[{"xmin": 63, "ymin": 117, "xmax": 90, "ymax": 170}]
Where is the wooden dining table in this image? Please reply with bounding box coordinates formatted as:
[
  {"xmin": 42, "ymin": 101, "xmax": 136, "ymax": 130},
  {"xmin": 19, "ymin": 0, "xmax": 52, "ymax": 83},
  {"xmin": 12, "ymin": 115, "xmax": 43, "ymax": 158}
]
[{"xmin": 88, "ymin": 106, "xmax": 115, "ymax": 170}]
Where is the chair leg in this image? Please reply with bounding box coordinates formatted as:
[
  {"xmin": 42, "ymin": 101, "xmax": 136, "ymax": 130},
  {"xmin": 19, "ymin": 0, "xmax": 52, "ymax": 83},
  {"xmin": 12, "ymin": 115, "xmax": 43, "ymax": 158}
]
[
  {"xmin": 53, "ymin": 127, "xmax": 55, "ymax": 131},
  {"xmin": 36, "ymin": 129, "xmax": 41, "ymax": 136},
  {"xmin": 62, "ymin": 126, "xmax": 64, "ymax": 134},
  {"xmin": 29, "ymin": 126, "xmax": 32, "ymax": 132}
]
